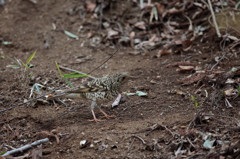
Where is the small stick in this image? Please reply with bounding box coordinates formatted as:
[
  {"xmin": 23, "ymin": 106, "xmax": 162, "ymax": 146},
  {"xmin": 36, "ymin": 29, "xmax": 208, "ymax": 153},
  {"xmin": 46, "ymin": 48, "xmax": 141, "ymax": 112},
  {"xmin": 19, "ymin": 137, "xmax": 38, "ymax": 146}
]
[
  {"xmin": 2, "ymin": 138, "xmax": 49, "ymax": 157},
  {"xmin": 131, "ymin": 135, "xmax": 146, "ymax": 144},
  {"xmin": 88, "ymin": 48, "xmax": 119, "ymax": 74},
  {"xmin": 207, "ymin": 0, "xmax": 221, "ymax": 37}
]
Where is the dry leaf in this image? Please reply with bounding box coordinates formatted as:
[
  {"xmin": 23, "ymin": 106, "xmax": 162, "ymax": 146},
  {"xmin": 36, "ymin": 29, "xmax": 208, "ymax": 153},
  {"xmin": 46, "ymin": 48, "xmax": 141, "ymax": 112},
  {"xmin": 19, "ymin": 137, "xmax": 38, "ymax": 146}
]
[
  {"xmin": 156, "ymin": 3, "xmax": 165, "ymax": 15},
  {"xmin": 129, "ymin": 31, "xmax": 135, "ymax": 38},
  {"xmin": 178, "ymin": 65, "xmax": 195, "ymax": 72},
  {"xmin": 165, "ymin": 62, "xmax": 197, "ymax": 68},
  {"xmin": 149, "ymin": 34, "xmax": 157, "ymax": 42},
  {"xmin": 178, "ymin": 73, "xmax": 206, "ymax": 85},
  {"xmin": 224, "ymin": 88, "xmax": 237, "ymax": 96},
  {"xmin": 107, "ymin": 29, "xmax": 119, "ymax": 39},
  {"xmin": 87, "ymin": 32, "xmax": 93, "ymax": 38},
  {"xmin": 157, "ymin": 49, "xmax": 172, "ymax": 57},
  {"xmin": 134, "ymin": 21, "xmax": 146, "ymax": 30},
  {"xmin": 167, "ymin": 7, "xmax": 183, "ymax": 14},
  {"xmin": 36, "ymin": 130, "xmax": 60, "ymax": 144},
  {"xmin": 85, "ymin": 0, "xmax": 96, "ymax": 12}
]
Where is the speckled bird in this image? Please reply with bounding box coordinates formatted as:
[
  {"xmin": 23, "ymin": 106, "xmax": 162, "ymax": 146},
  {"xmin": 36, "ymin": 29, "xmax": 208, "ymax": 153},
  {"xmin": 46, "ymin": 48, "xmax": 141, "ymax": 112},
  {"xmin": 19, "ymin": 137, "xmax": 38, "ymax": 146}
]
[{"xmin": 48, "ymin": 72, "xmax": 131, "ymax": 122}]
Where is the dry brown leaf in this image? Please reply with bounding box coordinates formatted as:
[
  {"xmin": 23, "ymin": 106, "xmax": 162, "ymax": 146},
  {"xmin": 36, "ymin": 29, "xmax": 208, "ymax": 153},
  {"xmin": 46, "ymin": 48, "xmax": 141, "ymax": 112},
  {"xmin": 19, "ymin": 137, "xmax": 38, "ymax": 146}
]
[
  {"xmin": 167, "ymin": 7, "xmax": 183, "ymax": 14},
  {"xmin": 107, "ymin": 29, "xmax": 119, "ymax": 39},
  {"xmin": 177, "ymin": 65, "xmax": 195, "ymax": 72},
  {"xmin": 164, "ymin": 62, "xmax": 197, "ymax": 68},
  {"xmin": 156, "ymin": 3, "xmax": 165, "ymax": 15},
  {"xmin": 157, "ymin": 49, "xmax": 172, "ymax": 57},
  {"xmin": 134, "ymin": 21, "xmax": 146, "ymax": 30},
  {"xmin": 149, "ymin": 34, "xmax": 157, "ymax": 42},
  {"xmin": 87, "ymin": 32, "xmax": 93, "ymax": 38},
  {"xmin": 36, "ymin": 130, "xmax": 60, "ymax": 144},
  {"xmin": 85, "ymin": 0, "xmax": 96, "ymax": 12},
  {"xmin": 129, "ymin": 31, "xmax": 135, "ymax": 39},
  {"xmin": 178, "ymin": 73, "xmax": 206, "ymax": 85},
  {"xmin": 224, "ymin": 88, "xmax": 237, "ymax": 96}
]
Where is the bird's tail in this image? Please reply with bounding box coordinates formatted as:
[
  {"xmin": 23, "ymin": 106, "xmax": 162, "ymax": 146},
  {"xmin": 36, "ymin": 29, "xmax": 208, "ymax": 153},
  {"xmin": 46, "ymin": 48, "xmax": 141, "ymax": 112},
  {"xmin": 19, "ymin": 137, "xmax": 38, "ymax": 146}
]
[{"xmin": 46, "ymin": 90, "xmax": 82, "ymax": 100}]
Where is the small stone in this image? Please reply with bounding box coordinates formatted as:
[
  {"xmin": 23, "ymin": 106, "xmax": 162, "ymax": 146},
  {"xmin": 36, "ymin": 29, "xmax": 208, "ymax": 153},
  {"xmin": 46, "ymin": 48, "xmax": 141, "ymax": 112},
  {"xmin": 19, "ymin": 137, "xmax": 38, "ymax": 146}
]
[{"xmin": 79, "ymin": 140, "xmax": 88, "ymax": 148}]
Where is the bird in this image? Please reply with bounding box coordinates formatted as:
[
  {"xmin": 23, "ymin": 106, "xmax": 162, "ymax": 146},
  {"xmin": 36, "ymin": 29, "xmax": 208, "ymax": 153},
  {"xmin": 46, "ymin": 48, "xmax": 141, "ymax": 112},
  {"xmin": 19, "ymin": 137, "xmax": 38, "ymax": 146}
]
[{"xmin": 47, "ymin": 72, "xmax": 131, "ymax": 122}]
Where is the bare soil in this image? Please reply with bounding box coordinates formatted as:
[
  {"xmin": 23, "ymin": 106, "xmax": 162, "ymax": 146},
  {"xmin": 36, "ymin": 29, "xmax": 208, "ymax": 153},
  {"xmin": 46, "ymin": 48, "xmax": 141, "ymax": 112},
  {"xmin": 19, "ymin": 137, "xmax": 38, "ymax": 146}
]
[{"xmin": 0, "ymin": 0, "xmax": 239, "ymax": 159}]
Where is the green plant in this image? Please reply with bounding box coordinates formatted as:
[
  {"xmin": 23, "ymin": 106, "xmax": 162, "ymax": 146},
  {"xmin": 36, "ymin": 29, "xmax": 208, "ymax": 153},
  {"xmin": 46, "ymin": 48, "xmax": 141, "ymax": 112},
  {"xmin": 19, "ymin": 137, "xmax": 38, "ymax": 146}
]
[
  {"xmin": 7, "ymin": 50, "xmax": 37, "ymax": 69},
  {"xmin": 55, "ymin": 62, "xmax": 88, "ymax": 88},
  {"xmin": 191, "ymin": 95, "xmax": 199, "ymax": 109}
]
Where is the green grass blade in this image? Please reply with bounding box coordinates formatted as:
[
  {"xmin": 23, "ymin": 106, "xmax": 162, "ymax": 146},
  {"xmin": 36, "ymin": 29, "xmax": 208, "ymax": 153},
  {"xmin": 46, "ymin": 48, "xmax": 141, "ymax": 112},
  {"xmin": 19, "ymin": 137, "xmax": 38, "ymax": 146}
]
[
  {"xmin": 55, "ymin": 62, "xmax": 74, "ymax": 87},
  {"xmin": 26, "ymin": 50, "xmax": 37, "ymax": 64},
  {"xmin": 63, "ymin": 72, "xmax": 89, "ymax": 78},
  {"xmin": 55, "ymin": 62, "xmax": 64, "ymax": 77}
]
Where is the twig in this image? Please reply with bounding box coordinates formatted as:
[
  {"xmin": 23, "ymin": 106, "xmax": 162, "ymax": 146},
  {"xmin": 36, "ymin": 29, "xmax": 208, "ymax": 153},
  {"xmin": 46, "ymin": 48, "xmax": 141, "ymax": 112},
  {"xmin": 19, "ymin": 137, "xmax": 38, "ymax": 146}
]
[
  {"xmin": 163, "ymin": 125, "xmax": 177, "ymax": 138},
  {"xmin": 88, "ymin": 48, "xmax": 119, "ymax": 74},
  {"xmin": 210, "ymin": 37, "xmax": 227, "ymax": 71},
  {"xmin": 207, "ymin": 0, "xmax": 221, "ymax": 37},
  {"xmin": 131, "ymin": 135, "xmax": 146, "ymax": 144},
  {"xmin": 187, "ymin": 110, "xmax": 203, "ymax": 130},
  {"xmin": 186, "ymin": 137, "xmax": 195, "ymax": 148},
  {"xmin": 127, "ymin": 138, "xmax": 135, "ymax": 152},
  {"xmin": 2, "ymin": 138, "xmax": 49, "ymax": 157}
]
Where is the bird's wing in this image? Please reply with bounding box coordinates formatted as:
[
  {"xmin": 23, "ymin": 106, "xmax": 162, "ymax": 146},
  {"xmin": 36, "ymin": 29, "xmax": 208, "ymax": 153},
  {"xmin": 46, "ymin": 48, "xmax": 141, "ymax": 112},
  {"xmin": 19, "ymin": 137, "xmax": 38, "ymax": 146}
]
[{"xmin": 63, "ymin": 79, "xmax": 106, "ymax": 93}]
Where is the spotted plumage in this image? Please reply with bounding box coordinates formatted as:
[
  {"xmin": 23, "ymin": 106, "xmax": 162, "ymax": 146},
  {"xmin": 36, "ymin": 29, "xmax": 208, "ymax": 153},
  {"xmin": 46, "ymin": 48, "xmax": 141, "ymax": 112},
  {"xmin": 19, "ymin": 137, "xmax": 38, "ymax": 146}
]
[{"xmin": 51, "ymin": 72, "xmax": 131, "ymax": 122}]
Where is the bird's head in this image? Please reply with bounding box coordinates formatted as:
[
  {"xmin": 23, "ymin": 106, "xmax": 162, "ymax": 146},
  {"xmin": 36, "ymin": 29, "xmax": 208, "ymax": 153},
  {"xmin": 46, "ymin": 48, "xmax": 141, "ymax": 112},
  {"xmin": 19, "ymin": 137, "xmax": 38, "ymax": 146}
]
[{"xmin": 115, "ymin": 72, "xmax": 136, "ymax": 83}]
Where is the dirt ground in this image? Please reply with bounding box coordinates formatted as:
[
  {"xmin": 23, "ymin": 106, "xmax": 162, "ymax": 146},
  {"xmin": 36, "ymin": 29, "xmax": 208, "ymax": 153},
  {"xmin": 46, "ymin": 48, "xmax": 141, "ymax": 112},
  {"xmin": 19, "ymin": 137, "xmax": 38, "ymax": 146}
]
[{"xmin": 0, "ymin": 0, "xmax": 240, "ymax": 159}]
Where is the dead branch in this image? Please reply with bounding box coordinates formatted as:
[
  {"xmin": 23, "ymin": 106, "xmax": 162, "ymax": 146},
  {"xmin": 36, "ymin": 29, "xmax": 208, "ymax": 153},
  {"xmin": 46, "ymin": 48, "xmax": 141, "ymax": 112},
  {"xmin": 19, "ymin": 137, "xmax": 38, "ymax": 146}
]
[
  {"xmin": 1, "ymin": 138, "xmax": 49, "ymax": 157},
  {"xmin": 206, "ymin": 0, "xmax": 221, "ymax": 37},
  {"xmin": 131, "ymin": 135, "xmax": 146, "ymax": 145}
]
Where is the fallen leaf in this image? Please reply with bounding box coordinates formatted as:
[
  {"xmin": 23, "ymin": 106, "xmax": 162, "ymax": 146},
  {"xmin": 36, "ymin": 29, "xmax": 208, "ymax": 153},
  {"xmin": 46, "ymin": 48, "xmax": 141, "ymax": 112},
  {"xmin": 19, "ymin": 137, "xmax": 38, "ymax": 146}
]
[
  {"xmin": 177, "ymin": 65, "xmax": 195, "ymax": 72},
  {"xmin": 112, "ymin": 94, "xmax": 122, "ymax": 107},
  {"xmin": 148, "ymin": 34, "xmax": 157, "ymax": 42},
  {"xmin": 156, "ymin": 3, "xmax": 165, "ymax": 15},
  {"xmin": 203, "ymin": 138, "xmax": 216, "ymax": 149},
  {"xmin": 129, "ymin": 31, "xmax": 135, "ymax": 39},
  {"xmin": 135, "ymin": 41, "xmax": 156, "ymax": 50},
  {"xmin": 2, "ymin": 41, "xmax": 12, "ymax": 45},
  {"xmin": 107, "ymin": 28, "xmax": 119, "ymax": 39},
  {"xmin": 178, "ymin": 73, "xmax": 206, "ymax": 85},
  {"xmin": 134, "ymin": 21, "xmax": 146, "ymax": 30},
  {"xmin": 164, "ymin": 62, "xmax": 197, "ymax": 68},
  {"xmin": 126, "ymin": 91, "xmax": 148, "ymax": 97},
  {"xmin": 136, "ymin": 91, "xmax": 148, "ymax": 96},
  {"xmin": 224, "ymin": 88, "xmax": 237, "ymax": 96},
  {"xmin": 85, "ymin": 0, "xmax": 96, "ymax": 12},
  {"xmin": 157, "ymin": 49, "xmax": 172, "ymax": 57},
  {"xmin": 64, "ymin": 30, "xmax": 79, "ymax": 40}
]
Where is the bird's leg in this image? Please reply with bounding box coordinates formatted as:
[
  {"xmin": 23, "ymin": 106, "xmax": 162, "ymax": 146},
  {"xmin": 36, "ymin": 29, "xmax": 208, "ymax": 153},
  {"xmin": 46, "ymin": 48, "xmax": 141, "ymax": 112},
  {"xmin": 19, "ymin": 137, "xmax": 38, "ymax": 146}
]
[
  {"xmin": 88, "ymin": 100, "xmax": 103, "ymax": 122},
  {"xmin": 98, "ymin": 106, "xmax": 116, "ymax": 119}
]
